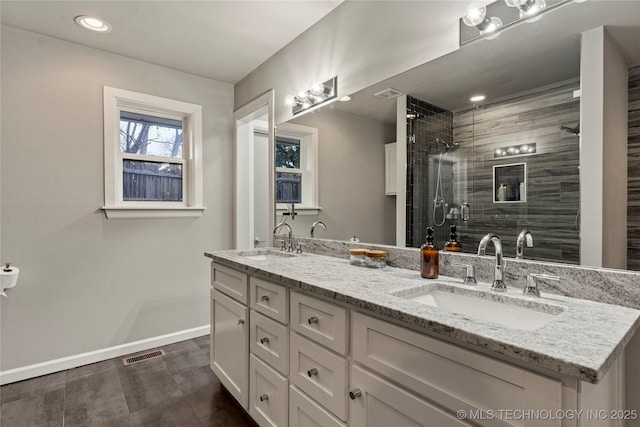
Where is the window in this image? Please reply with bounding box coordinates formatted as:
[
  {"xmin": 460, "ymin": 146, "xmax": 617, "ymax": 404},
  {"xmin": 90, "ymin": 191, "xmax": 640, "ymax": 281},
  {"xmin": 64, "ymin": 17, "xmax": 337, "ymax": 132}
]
[
  {"xmin": 103, "ymin": 87, "xmax": 204, "ymax": 219},
  {"xmin": 275, "ymin": 123, "xmax": 318, "ymax": 213}
]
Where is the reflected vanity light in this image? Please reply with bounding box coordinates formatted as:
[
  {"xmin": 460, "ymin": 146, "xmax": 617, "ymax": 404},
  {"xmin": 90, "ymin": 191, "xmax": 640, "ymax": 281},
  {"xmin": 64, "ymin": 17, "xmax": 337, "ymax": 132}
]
[
  {"xmin": 285, "ymin": 76, "xmax": 338, "ymax": 115},
  {"xmin": 460, "ymin": 0, "xmax": 571, "ymax": 45},
  {"xmin": 494, "ymin": 143, "xmax": 536, "ymax": 158}
]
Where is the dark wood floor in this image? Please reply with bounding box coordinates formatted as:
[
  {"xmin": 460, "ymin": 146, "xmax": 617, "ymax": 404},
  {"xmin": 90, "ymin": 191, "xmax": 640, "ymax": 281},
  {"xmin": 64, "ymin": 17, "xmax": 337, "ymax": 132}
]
[{"xmin": 0, "ymin": 335, "xmax": 257, "ymax": 426}]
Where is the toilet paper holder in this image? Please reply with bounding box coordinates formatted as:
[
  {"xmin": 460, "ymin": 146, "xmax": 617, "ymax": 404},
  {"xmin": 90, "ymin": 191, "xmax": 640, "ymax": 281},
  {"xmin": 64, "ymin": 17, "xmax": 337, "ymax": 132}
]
[{"xmin": 1, "ymin": 262, "xmax": 20, "ymax": 297}]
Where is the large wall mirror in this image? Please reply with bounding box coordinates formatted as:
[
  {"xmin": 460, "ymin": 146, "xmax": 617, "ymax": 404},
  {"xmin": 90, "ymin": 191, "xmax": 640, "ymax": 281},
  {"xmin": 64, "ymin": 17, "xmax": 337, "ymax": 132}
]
[{"xmin": 274, "ymin": 0, "xmax": 640, "ymax": 268}]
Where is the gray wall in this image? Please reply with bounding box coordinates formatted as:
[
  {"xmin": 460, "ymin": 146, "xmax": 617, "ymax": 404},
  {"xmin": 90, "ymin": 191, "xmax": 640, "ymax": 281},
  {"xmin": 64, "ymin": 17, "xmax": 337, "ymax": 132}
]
[
  {"xmin": 234, "ymin": 1, "xmax": 469, "ymax": 125},
  {"xmin": 0, "ymin": 26, "xmax": 233, "ymax": 371},
  {"xmin": 287, "ymin": 109, "xmax": 396, "ymax": 245}
]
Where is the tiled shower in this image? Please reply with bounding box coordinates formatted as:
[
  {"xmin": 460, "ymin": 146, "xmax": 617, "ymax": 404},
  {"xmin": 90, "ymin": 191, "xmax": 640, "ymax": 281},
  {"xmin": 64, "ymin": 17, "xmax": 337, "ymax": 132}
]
[{"xmin": 405, "ymin": 80, "xmax": 581, "ymax": 264}]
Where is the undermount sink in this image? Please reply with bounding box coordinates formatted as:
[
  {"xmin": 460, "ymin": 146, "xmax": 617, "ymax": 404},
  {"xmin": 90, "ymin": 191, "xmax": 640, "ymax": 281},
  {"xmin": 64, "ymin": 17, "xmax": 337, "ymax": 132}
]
[
  {"xmin": 391, "ymin": 283, "xmax": 565, "ymax": 331},
  {"xmin": 236, "ymin": 249, "xmax": 298, "ymax": 261}
]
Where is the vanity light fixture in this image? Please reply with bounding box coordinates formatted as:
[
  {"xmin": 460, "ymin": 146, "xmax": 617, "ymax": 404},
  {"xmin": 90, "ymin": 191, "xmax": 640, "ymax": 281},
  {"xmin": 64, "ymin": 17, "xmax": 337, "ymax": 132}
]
[
  {"xmin": 74, "ymin": 15, "xmax": 112, "ymax": 33},
  {"xmin": 285, "ymin": 76, "xmax": 338, "ymax": 115},
  {"xmin": 494, "ymin": 143, "xmax": 536, "ymax": 158},
  {"xmin": 460, "ymin": 0, "xmax": 572, "ymax": 45}
]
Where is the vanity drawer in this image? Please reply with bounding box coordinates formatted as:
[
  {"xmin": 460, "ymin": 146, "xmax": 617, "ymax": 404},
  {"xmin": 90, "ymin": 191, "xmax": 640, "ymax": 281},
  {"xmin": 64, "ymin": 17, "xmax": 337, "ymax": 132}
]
[
  {"xmin": 290, "ymin": 332, "xmax": 348, "ymax": 421},
  {"xmin": 251, "ymin": 311, "xmax": 289, "ymax": 375},
  {"xmin": 290, "ymin": 292, "xmax": 348, "ymax": 355},
  {"xmin": 289, "ymin": 385, "xmax": 346, "ymax": 427},
  {"xmin": 212, "ymin": 263, "xmax": 249, "ymax": 305},
  {"xmin": 351, "ymin": 311, "xmax": 562, "ymax": 423},
  {"xmin": 250, "ymin": 354, "xmax": 288, "ymax": 427},
  {"xmin": 251, "ymin": 277, "xmax": 289, "ymax": 324}
]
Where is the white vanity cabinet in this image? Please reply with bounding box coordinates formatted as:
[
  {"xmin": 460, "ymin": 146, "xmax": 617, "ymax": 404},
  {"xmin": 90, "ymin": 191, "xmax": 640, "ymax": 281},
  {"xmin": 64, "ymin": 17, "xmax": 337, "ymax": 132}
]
[
  {"xmin": 209, "ymin": 260, "xmax": 626, "ymax": 427},
  {"xmin": 211, "ymin": 263, "xmax": 250, "ymax": 409},
  {"xmin": 350, "ymin": 312, "xmax": 564, "ymax": 427},
  {"xmin": 249, "ymin": 276, "xmax": 291, "ymax": 427},
  {"xmin": 290, "ymin": 291, "xmax": 350, "ymax": 422}
]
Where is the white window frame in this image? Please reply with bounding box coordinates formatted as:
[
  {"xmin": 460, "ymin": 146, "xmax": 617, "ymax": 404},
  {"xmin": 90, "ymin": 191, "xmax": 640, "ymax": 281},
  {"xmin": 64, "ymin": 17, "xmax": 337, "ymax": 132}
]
[
  {"xmin": 275, "ymin": 122, "xmax": 319, "ymax": 215},
  {"xmin": 102, "ymin": 86, "xmax": 205, "ymax": 219}
]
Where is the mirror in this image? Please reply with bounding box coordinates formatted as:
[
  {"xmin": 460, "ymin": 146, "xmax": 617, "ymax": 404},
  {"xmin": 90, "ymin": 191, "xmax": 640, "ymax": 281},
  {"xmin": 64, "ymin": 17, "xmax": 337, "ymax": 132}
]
[{"xmin": 275, "ymin": 0, "xmax": 640, "ymax": 267}]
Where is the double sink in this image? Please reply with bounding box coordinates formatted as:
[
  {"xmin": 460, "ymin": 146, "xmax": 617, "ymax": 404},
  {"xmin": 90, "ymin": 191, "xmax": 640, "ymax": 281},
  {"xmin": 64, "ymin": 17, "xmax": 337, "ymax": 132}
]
[{"xmin": 236, "ymin": 248, "xmax": 565, "ymax": 331}]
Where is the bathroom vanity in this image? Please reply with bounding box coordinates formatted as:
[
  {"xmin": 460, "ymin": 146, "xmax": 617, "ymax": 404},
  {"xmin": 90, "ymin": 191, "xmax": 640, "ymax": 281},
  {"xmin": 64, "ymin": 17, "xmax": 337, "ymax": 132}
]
[{"xmin": 205, "ymin": 248, "xmax": 640, "ymax": 427}]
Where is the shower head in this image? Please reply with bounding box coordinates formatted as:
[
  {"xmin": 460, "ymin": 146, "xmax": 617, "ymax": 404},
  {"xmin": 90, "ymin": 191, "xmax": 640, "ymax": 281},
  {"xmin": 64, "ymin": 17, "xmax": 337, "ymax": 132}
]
[
  {"xmin": 560, "ymin": 123, "xmax": 580, "ymax": 136},
  {"xmin": 435, "ymin": 138, "xmax": 460, "ymax": 152}
]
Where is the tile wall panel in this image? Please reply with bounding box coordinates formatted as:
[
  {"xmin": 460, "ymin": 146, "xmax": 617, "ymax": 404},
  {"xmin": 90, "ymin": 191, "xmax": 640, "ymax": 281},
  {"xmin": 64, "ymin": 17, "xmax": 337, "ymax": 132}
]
[{"xmin": 628, "ymin": 65, "xmax": 640, "ymax": 271}]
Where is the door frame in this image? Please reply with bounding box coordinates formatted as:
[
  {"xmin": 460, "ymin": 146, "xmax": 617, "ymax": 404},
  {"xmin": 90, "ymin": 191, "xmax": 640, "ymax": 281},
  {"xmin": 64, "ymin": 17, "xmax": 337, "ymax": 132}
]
[{"xmin": 233, "ymin": 90, "xmax": 275, "ymax": 249}]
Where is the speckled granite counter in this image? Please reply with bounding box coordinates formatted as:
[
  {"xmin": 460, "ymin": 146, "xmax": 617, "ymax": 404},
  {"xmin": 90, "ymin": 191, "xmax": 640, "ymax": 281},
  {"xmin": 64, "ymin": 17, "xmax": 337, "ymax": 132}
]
[{"xmin": 205, "ymin": 249, "xmax": 640, "ymax": 384}]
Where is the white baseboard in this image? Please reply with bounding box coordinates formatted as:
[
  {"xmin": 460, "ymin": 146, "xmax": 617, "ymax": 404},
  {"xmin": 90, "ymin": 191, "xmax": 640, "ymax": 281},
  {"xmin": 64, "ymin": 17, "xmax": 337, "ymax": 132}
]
[{"xmin": 0, "ymin": 325, "xmax": 210, "ymax": 385}]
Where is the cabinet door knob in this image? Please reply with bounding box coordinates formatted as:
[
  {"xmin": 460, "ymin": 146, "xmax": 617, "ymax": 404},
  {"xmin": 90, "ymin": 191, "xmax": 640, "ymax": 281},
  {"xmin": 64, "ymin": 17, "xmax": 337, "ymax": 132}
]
[
  {"xmin": 261, "ymin": 295, "xmax": 270, "ymax": 302},
  {"xmin": 237, "ymin": 319, "xmax": 245, "ymax": 325},
  {"xmin": 308, "ymin": 316, "xmax": 319, "ymax": 324},
  {"xmin": 259, "ymin": 394, "xmax": 269, "ymax": 402},
  {"xmin": 307, "ymin": 368, "xmax": 318, "ymax": 377},
  {"xmin": 260, "ymin": 337, "xmax": 269, "ymax": 344},
  {"xmin": 349, "ymin": 388, "xmax": 362, "ymax": 400}
]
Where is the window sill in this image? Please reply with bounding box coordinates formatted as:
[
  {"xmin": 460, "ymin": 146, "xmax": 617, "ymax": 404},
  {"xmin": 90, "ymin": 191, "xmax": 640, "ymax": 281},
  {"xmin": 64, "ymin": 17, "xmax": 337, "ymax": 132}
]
[
  {"xmin": 102, "ymin": 206, "xmax": 206, "ymax": 219},
  {"xmin": 276, "ymin": 206, "xmax": 322, "ymax": 216}
]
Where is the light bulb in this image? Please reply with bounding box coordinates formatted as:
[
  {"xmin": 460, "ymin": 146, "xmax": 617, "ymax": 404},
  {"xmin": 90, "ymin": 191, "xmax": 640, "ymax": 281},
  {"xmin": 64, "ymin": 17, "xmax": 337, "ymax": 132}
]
[
  {"xmin": 462, "ymin": 3, "xmax": 487, "ymax": 27},
  {"xmin": 284, "ymin": 96, "xmax": 296, "ymax": 107},
  {"xmin": 480, "ymin": 16, "xmax": 503, "ymax": 35},
  {"xmin": 504, "ymin": 0, "xmax": 528, "ymax": 7},
  {"xmin": 519, "ymin": 0, "xmax": 546, "ymax": 18},
  {"xmin": 309, "ymin": 82, "xmax": 324, "ymax": 95}
]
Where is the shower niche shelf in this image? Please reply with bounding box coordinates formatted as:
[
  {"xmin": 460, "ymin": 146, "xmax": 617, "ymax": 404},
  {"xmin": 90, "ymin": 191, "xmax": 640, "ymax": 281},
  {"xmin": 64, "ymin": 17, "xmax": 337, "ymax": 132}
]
[{"xmin": 493, "ymin": 163, "xmax": 526, "ymax": 203}]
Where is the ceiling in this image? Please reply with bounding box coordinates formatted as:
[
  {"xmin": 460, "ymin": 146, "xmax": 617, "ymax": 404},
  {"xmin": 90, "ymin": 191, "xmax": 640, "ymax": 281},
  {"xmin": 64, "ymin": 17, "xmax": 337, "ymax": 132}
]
[
  {"xmin": 325, "ymin": 0, "xmax": 640, "ymax": 124},
  {"xmin": 0, "ymin": 0, "xmax": 343, "ymax": 84}
]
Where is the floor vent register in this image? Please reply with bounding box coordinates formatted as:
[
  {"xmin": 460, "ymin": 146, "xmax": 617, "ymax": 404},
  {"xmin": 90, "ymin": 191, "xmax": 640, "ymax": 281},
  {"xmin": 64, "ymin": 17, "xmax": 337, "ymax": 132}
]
[{"xmin": 122, "ymin": 349, "xmax": 166, "ymax": 366}]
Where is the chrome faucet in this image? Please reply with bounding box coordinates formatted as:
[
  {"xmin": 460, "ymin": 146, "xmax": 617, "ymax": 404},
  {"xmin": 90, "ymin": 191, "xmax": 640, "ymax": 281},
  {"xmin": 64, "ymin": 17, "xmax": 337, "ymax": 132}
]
[
  {"xmin": 273, "ymin": 222, "xmax": 292, "ymax": 251},
  {"xmin": 516, "ymin": 229, "xmax": 533, "ymax": 259},
  {"xmin": 477, "ymin": 233, "xmax": 506, "ymax": 291},
  {"xmin": 310, "ymin": 221, "xmax": 327, "ymax": 238}
]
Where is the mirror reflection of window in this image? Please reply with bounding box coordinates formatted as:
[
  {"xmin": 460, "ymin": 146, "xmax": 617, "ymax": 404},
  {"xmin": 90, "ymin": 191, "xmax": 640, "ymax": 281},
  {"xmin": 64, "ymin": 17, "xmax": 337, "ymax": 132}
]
[{"xmin": 275, "ymin": 136, "xmax": 302, "ymax": 204}]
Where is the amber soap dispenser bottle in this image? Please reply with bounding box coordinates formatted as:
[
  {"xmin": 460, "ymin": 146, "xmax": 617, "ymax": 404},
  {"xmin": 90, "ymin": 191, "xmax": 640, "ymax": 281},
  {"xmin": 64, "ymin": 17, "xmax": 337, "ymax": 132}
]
[
  {"xmin": 421, "ymin": 227, "xmax": 439, "ymax": 279},
  {"xmin": 444, "ymin": 224, "xmax": 462, "ymax": 252}
]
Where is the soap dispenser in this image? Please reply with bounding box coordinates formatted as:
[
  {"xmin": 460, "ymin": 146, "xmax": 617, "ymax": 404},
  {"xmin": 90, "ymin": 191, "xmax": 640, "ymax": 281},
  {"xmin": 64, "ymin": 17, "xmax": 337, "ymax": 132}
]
[
  {"xmin": 421, "ymin": 227, "xmax": 439, "ymax": 279},
  {"xmin": 444, "ymin": 225, "xmax": 462, "ymax": 252}
]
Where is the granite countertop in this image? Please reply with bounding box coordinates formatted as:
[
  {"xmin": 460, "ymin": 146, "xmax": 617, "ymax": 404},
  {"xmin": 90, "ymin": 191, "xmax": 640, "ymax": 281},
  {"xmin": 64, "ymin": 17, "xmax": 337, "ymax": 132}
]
[{"xmin": 205, "ymin": 249, "xmax": 640, "ymax": 384}]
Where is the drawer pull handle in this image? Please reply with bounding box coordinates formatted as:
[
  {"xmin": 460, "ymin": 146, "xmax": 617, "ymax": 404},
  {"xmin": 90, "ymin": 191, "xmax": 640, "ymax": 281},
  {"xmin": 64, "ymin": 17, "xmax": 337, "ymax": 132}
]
[
  {"xmin": 308, "ymin": 316, "xmax": 319, "ymax": 324},
  {"xmin": 261, "ymin": 295, "xmax": 270, "ymax": 302},
  {"xmin": 237, "ymin": 319, "xmax": 245, "ymax": 325},
  {"xmin": 307, "ymin": 368, "xmax": 318, "ymax": 377},
  {"xmin": 259, "ymin": 394, "xmax": 269, "ymax": 402},
  {"xmin": 349, "ymin": 388, "xmax": 362, "ymax": 400},
  {"xmin": 260, "ymin": 337, "xmax": 270, "ymax": 344}
]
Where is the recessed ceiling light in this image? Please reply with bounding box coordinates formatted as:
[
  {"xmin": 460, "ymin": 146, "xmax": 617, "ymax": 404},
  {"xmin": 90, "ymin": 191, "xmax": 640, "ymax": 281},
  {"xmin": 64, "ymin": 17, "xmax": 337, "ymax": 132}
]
[
  {"xmin": 339, "ymin": 96, "xmax": 351, "ymax": 102},
  {"xmin": 75, "ymin": 15, "xmax": 112, "ymax": 33},
  {"xmin": 470, "ymin": 95, "xmax": 486, "ymax": 102}
]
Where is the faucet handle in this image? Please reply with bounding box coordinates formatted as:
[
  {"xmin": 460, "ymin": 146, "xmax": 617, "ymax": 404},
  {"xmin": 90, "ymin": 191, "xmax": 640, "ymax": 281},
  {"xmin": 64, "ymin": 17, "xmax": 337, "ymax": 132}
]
[
  {"xmin": 524, "ymin": 273, "xmax": 559, "ymax": 297},
  {"xmin": 451, "ymin": 263, "xmax": 477, "ymax": 285},
  {"xmin": 296, "ymin": 242, "xmax": 305, "ymax": 254}
]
